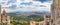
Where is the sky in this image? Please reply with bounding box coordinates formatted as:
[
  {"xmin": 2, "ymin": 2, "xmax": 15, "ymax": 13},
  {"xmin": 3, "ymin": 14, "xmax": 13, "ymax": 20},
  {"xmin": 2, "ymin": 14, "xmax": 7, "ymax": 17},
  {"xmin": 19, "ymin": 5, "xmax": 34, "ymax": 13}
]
[{"xmin": 0, "ymin": 0, "xmax": 52, "ymax": 13}]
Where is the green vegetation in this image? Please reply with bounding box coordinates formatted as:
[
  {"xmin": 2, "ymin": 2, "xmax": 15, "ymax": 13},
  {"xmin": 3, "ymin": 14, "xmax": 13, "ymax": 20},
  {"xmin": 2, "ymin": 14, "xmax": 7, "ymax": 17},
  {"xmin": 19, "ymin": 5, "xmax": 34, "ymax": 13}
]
[{"xmin": 6, "ymin": 13, "xmax": 44, "ymax": 25}]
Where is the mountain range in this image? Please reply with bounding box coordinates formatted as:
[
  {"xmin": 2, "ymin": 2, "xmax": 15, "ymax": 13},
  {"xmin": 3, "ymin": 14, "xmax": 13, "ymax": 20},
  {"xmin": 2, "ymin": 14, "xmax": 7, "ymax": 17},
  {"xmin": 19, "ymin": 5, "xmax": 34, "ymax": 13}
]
[{"xmin": 6, "ymin": 11, "xmax": 50, "ymax": 16}]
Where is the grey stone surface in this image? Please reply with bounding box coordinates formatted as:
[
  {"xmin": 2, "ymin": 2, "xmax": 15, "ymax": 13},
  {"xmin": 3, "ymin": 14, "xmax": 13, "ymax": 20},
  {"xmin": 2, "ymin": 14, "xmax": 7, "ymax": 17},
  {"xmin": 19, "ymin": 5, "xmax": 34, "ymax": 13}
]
[{"xmin": 51, "ymin": 0, "xmax": 60, "ymax": 25}]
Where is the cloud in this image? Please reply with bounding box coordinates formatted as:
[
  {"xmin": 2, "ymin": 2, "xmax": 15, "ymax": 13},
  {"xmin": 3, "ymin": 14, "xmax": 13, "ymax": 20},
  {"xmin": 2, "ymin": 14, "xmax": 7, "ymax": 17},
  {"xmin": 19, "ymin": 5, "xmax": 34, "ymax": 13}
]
[
  {"xmin": 8, "ymin": 4, "xmax": 16, "ymax": 9},
  {"xmin": 7, "ymin": 0, "xmax": 16, "ymax": 5},
  {"xmin": 33, "ymin": 0, "xmax": 52, "ymax": 3},
  {"xmin": 20, "ymin": 2, "xmax": 33, "ymax": 5},
  {"xmin": 1, "ymin": 0, "xmax": 52, "ymax": 13}
]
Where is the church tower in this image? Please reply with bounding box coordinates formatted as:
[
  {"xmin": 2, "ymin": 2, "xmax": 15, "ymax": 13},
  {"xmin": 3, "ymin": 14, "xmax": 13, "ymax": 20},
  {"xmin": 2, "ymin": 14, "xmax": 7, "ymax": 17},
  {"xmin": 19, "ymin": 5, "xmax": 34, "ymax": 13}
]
[{"xmin": 1, "ymin": 9, "xmax": 7, "ymax": 25}]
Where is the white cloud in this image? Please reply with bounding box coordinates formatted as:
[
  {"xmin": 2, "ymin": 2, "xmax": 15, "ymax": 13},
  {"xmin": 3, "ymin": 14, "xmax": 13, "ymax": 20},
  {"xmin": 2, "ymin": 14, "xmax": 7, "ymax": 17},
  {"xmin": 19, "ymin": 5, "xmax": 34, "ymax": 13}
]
[
  {"xmin": 24, "ymin": 0, "xmax": 32, "ymax": 2},
  {"xmin": 16, "ymin": 0, "xmax": 21, "ymax": 6},
  {"xmin": 1, "ymin": 0, "xmax": 52, "ymax": 13}
]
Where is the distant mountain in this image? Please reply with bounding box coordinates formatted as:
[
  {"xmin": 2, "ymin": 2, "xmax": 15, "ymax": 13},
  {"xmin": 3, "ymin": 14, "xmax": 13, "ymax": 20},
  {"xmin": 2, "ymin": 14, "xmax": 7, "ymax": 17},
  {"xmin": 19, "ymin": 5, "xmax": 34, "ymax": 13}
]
[{"xmin": 6, "ymin": 11, "xmax": 50, "ymax": 16}]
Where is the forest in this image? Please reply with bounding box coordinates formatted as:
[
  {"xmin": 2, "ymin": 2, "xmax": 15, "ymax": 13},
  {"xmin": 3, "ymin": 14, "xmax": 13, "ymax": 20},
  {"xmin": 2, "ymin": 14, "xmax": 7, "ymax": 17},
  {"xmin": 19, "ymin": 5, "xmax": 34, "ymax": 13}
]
[{"xmin": 7, "ymin": 13, "xmax": 44, "ymax": 25}]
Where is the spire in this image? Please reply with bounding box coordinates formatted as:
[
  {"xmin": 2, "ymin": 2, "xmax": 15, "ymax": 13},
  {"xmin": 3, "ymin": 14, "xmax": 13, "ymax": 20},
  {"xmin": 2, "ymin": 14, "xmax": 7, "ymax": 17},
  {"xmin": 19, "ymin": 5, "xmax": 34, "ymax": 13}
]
[
  {"xmin": 1, "ymin": 8, "xmax": 7, "ymax": 24},
  {"xmin": 2, "ymin": 9, "xmax": 6, "ymax": 15}
]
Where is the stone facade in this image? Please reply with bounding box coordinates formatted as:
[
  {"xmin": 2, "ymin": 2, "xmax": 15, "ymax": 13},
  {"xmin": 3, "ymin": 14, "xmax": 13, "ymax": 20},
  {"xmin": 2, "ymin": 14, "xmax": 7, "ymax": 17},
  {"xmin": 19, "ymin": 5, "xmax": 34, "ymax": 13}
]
[{"xmin": 51, "ymin": 0, "xmax": 60, "ymax": 25}]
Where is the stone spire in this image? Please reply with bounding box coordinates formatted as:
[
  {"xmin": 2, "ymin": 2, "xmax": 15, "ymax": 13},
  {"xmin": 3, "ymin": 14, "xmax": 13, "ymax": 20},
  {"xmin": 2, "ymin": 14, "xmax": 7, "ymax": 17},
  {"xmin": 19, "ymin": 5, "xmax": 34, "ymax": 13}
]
[
  {"xmin": 2, "ymin": 9, "xmax": 6, "ymax": 15},
  {"xmin": 1, "ymin": 8, "xmax": 7, "ymax": 25}
]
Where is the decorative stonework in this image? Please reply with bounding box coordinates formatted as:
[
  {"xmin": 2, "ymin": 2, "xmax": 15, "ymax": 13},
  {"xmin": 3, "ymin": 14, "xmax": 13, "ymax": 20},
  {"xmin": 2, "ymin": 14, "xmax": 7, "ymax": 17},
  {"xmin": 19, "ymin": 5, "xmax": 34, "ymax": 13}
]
[
  {"xmin": 51, "ymin": 0, "xmax": 60, "ymax": 25},
  {"xmin": 1, "ymin": 9, "xmax": 7, "ymax": 25}
]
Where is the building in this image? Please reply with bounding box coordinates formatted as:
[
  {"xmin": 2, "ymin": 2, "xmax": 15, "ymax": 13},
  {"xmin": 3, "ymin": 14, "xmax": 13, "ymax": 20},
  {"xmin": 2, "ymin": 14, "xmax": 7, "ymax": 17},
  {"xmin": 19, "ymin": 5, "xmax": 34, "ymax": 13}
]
[
  {"xmin": 50, "ymin": 0, "xmax": 60, "ymax": 25},
  {"xmin": 1, "ymin": 6, "xmax": 10, "ymax": 25}
]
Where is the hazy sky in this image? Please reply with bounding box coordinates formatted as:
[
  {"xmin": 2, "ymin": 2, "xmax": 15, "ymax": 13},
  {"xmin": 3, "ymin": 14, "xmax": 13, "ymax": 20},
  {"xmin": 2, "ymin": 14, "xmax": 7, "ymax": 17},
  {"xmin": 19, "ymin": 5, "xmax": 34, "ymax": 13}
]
[{"xmin": 0, "ymin": 0, "xmax": 52, "ymax": 13}]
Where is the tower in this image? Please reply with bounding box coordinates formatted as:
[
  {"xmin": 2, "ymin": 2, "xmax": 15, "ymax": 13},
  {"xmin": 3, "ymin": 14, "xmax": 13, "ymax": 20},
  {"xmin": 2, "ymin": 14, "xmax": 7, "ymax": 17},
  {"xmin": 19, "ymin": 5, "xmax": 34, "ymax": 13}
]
[
  {"xmin": 1, "ymin": 7, "xmax": 10, "ymax": 25},
  {"xmin": 1, "ymin": 9, "xmax": 7, "ymax": 25}
]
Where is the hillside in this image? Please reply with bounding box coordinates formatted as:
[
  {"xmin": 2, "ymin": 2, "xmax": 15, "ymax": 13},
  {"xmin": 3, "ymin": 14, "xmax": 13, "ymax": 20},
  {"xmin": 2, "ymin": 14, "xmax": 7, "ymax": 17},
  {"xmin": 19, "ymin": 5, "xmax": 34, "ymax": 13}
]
[{"xmin": 6, "ymin": 13, "xmax": 44, "ymax": 25}]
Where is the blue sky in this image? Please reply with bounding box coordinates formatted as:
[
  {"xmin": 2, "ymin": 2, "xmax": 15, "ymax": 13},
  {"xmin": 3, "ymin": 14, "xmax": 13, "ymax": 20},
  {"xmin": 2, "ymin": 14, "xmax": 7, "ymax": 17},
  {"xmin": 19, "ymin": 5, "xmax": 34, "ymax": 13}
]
[{"xmin": 0, "ymin": 0, "xmax": 52, "ymax": 13}]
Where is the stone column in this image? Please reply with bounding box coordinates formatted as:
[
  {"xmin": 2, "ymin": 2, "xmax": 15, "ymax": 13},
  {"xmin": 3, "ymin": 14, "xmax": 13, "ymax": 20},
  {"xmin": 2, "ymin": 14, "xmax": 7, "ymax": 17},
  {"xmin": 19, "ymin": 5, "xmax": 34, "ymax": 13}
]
[
  {"xmin": 51, "ymin": 0, "xmax": 57, "ymax": 25},
  {"xmin": 56, "ymin": 0, "xmax": 60, "ymax": 25},
  {"xmin": 51, "ymin": 0, "xmax": 60, "ymax": 25},
  {"xmin": 7, "ymin": 16, "xmax": 10, "ymax": 25},
  {"xmin": 0, "ymin": 5, "xmax": 1, "ymax": 25},
  {"xmin": 44, "ymin": 14, "xmax": 46, "ymax": 25}
]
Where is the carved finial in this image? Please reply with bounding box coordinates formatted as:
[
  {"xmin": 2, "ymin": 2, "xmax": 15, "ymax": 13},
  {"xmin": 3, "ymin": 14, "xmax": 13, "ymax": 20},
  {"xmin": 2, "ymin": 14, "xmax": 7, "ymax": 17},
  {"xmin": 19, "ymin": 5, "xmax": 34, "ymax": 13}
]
[{"xmin": 2, "ymin": 8, "xmax": 6, "ymax": 15}]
